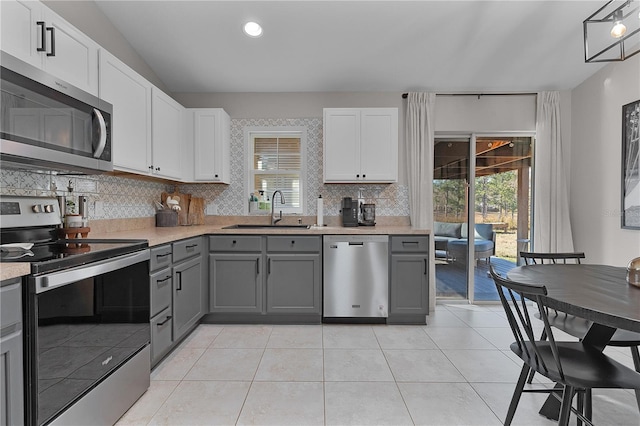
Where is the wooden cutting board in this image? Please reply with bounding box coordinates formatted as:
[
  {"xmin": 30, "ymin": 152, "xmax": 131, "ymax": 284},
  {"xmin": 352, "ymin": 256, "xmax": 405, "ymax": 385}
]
[
  {"xmin": 161, "ymin": 191, "xmax": 191, "ymax": 225},
  {"xmin": 188, "ymin": 197, "xmax": 205, "ymax": 225}
]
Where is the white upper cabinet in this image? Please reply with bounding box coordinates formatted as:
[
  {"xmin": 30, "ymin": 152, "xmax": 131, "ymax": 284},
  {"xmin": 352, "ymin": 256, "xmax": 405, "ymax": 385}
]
[
  {"xmin": 192, "ymin": 109, "xmax": 231, "ymax": 183},
  {"xmin": 323, "ymin": 108, "xmax": 398, "ymax": 183},
  {"xmin": 152, "ymin": 88, "xmax": 184, "ymax": 181},
  {"xmin": 99, "ymin": 49, "xmax": 152, "ymax": 175},
  {"xmin": 1, "ymin": 0, "xmax": 99, "ymax": 95},
  {"xmin": 1, "ymin": 0, "xmax": 42, "ymax": 68}
]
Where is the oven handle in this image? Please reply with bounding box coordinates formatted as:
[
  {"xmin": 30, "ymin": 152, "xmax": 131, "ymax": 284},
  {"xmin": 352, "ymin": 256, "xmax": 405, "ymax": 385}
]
[{"xmin": 32, "ymin": 249, "xmax": 150, "ymax": 293}]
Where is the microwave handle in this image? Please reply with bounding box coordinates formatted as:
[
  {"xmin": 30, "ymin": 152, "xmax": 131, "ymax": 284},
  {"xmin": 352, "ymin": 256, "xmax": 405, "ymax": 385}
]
[{"xmin": 92, "ymin": 108, "xmax": 107, "ymax": 158}]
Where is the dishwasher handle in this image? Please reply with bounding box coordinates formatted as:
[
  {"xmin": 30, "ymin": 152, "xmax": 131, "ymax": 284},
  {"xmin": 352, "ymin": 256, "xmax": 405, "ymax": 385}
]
[{"xmin": 348, "ymin": 242, "xmax": 364, "ymax": 246}]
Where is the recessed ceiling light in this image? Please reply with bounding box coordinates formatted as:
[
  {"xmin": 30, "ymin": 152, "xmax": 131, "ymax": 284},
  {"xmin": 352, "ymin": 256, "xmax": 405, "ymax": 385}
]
[{"xmin": 244, "ymin": 21, "xmax": 263, "ymax": 38}]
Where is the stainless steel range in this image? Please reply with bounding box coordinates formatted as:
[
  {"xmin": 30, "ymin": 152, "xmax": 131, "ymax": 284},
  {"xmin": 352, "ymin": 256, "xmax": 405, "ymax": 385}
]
[{"xmin": 0, "ymin": 196, "xmax": 150, "ymax": 426}]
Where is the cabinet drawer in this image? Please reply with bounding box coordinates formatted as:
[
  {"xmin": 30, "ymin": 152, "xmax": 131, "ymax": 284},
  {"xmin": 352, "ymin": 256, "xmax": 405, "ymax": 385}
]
[
  {"xmin": 173, "ymin": 237, "xmax": 202, "ymax": 263},
  {"xmin": 209, "ymin": 236, "xmax": 262, "ymax": 252},
  {"xmin": 267, "ymin": 236, "xmax": 321, "ymax": 253},
  {"xmin": 151, "ymin": 307, "xmax": 173, "ymax": 365},
  {"xmin": 1, "ymin": 282, "xmax": 21, "ymax": 327},
  {"xmin": 150, "ymin": 268, "xmax": 172, "ymax": 317},
  {"xmin": 391, "ymin": 236, "xmax": 429, "ymax": 253},
  {"xmin": 150, "ymin": 245, "xmax": 173, "ymax": 272}
]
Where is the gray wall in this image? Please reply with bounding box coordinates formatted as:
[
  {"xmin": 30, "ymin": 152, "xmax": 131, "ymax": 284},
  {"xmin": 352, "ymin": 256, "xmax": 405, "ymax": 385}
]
[{"xmin": 570, "ymin": 54, "xmax": 640, "ymax": 266}]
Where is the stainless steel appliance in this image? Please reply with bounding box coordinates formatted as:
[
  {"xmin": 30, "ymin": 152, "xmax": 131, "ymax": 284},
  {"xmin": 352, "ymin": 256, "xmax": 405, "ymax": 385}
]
[
  {"xmin": 0, "ymin": 196, "xmax": 149, "ymax": 426},
  {"xmin": 341, "ymin": 197, "xmax": 359, "ymax": 227},
  {"xmin": 323, "ymin": 235, "xmax": 389, "ymax": 320},
  {"xmin": 360, "ymin": 203, "xmax": 376, "ymax": 226},
  {"xmin": 0, "ymin": 52, "xmax": 112, "ymax": 174}
]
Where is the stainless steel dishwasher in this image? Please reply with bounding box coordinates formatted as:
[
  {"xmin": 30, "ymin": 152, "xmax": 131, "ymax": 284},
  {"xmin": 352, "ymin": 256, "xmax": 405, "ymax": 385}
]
[{"xmin": 323, "ymin": 235, "xmax": 389, "ymax": 319}]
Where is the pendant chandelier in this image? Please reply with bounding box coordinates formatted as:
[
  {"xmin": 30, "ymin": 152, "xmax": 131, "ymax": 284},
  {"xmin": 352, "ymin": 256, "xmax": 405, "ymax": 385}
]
[{"xmin": 584, "ymin": 0, "xmax": 640, "ymax": 62}]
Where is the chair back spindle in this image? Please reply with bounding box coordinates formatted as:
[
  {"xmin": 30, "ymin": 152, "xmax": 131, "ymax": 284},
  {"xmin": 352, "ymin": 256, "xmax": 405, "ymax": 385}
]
[{"xmin": 520, "ymin": 252, "xmax": 585, "ymax": 265}]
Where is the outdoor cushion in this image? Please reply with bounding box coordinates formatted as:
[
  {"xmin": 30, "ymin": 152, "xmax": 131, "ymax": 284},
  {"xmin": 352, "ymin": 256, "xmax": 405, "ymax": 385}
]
[{"xmin": 434, "ymin": 221, "xmax": 462, "ymax": 238}]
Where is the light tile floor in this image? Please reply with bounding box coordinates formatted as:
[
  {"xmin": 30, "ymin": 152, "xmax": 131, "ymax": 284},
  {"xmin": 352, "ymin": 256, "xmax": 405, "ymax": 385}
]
[{"xmin": 117, "ymin": 304, "xmax": 640, "ymax": 425}]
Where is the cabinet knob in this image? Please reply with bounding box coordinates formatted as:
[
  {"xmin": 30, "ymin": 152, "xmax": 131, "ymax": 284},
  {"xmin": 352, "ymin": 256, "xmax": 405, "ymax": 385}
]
[
  {"xmin": 214, "ymin": 174, "xmax": 219, "ymax": 178},
  {"xmin": 356, "ymin": 174, "xmax": 360, "ymax": 178},
  {"xmin": 149, "ymin": 165, "xmax": 153, "ymax": 170},
  {"xmin": 291, "ymin": 240, "xmax": 295, "ymax": 244},
  {"xmin": 155, "ymin": 167, "xmax": 160, "ymax": 171},
  {"xmin": 232, "ymin": 240, "xmax": 236, "ymax": 245},
  {"xmin": 362, "ymin": 174, "xmax": 366, "ymax": 178}
]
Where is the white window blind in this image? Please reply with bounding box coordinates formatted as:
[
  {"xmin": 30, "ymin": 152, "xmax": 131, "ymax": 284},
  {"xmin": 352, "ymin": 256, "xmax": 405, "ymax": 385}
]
[{"xmin": 249, "ymin": 132, "xmax": 304, "ymax": 213}]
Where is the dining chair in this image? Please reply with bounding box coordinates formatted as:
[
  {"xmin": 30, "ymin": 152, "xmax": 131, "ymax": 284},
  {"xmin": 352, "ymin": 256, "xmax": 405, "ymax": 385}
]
[
  {"xmin": 520, "ymin": 252, "xmax": 640, "ymax": 411},
  {"xmin": 520, "ymin": 251, "xmax": 586, "ymax": 265},
  {"xmin": 489, "ymin": 266, "xmax": 640, "ymax": 426}
]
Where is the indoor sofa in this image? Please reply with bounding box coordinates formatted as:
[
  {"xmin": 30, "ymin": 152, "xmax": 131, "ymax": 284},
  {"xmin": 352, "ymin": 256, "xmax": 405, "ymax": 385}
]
[{"xmin": 433, "ymin": 222, "xmax": 496, "ymax": 263}]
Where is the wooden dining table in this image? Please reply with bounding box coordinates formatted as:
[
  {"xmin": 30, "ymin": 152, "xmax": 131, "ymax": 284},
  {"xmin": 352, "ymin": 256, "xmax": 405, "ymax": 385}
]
[{"xmin": 507, "ymin": 263, "xmax": 640, "ymax": 420}]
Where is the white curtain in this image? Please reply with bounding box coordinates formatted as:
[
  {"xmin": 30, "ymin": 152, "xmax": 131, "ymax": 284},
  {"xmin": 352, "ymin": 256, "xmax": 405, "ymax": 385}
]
[
  {"xmin": 405, "ymin": 92, "xmax": 436, "ymax": 229},
  {"xmin": 533, "ymin": 91, "xmax": 574, "ymax": 252}
]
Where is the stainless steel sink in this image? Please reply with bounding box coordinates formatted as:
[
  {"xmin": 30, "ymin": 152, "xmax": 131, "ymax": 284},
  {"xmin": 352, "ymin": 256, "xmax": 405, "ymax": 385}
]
[{"xmin": 222, "ymin": 224, "xmax": 311, "ymax": 229}]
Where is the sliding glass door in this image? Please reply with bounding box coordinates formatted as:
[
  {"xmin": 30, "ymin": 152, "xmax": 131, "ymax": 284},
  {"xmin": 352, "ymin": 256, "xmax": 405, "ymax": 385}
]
[{"xmin": 434, "ymin": 134, "xmax": 534, "ymax": 302}]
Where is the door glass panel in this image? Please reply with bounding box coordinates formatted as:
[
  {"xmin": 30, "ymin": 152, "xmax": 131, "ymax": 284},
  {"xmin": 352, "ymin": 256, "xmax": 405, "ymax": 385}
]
[
  {"xmin": 434, "ymin": 136, "xmax": 533, "ymax": 302},
  {"xmin": 473, "ymin": 136, "xmax": 533, "ymax": 301},
  {"xmin": 434, "ymin": 138, "xmax": 470, "ymax": 299}
]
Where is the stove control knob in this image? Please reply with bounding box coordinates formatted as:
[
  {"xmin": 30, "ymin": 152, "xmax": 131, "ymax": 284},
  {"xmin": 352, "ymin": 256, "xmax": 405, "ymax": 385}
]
[
  {"xmin": 44, "ymin": 204, "xmax": 54, "ymax": 213},
  {"xmin": 32, "ymin": 204, "xmax": 42, "ymax": 213}
]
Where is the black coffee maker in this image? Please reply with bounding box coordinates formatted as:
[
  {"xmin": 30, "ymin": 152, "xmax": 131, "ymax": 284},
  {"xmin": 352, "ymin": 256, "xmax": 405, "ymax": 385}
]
[{"xmin": 341, "ymin": 197, "xmax": 359, "ymax": 227}]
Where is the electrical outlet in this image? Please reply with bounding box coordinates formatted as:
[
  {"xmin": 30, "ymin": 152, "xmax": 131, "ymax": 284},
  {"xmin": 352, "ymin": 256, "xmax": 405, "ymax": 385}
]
[
  {"xmin": 94, "ymin": 200, "xmax": 105, "ymax": 217},
  {"xmin": 206, "ymin": 202, "xmax": 217, "ymax": 215}
]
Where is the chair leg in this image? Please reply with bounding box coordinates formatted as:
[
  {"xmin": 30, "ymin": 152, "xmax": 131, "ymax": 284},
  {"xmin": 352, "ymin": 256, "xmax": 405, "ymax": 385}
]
[
  {"xmin": 584, "ymin": 389, "xmax": 592, "ymax": 422},
  {"xmin": 558, "ymin": 386, "xmax": 575, "ymax": 426},
  {"xmin": 527, "ymin": 328, "xmax": 548, "ymax": 384},
  {"xmin": 576, "ymin": 390, "xmax": 584, "ymax": 426},
  {"xmin": 630, "ymin": 346, "xmax": 640, "ymax": 413},
  {"xmin": 505, "ymin": 364, "xmax": 530, "ymax": 426}
]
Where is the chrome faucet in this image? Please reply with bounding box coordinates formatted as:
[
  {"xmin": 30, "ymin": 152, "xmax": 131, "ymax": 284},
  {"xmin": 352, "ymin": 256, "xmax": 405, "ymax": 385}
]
[{"xmin": 271, "ymin": 190, "xmax": 285, "ymax": 225}]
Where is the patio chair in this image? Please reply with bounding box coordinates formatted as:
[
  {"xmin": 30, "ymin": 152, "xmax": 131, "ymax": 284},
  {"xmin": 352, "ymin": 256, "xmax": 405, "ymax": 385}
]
[
  {"xmin": 489, "ymin": 266, "xmax": 640, "ymax": 426},
  {"xmin": 520, "ymin": 251, "xmax": 640, "ymax": 410}
]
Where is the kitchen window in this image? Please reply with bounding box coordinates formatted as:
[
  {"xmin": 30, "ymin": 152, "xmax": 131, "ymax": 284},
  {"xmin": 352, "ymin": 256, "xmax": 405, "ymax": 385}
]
[{"xmin": 246, "ymin": 127, "xmax": 306, "ymax": 214}]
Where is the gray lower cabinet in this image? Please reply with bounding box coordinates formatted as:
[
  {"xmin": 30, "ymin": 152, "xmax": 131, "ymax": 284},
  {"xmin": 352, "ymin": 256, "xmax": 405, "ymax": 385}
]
[
  {"xmin": 150, "ymin": 244, "xmax": 173, "ymax": 366},
  {"xmin": 208, "ymin": 235, "xmax": 321, "ymax": 322},
  {"xmin": 266, "ymin": 236, "xmax": 321, "ymax": 314},
  {"xmin": 389, "ymin": 235, "xmax": 429, "ymax": 324},
  {"xmin": 1, "ymin": 278, "xmax": 24, "ymax": 426},
  {"xmin": 173, "ymin": 255, "xmax": 203, "ymax": 341},
  {"xmin": 209, "ymin": 254, "xmax": 262, "ymax": 312},
  {"xmin": 149, "ymin": 237, "xmax": 204, "ymax": 367}
]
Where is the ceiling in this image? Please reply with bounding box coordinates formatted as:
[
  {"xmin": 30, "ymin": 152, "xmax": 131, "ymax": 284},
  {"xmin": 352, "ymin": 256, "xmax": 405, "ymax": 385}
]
[{"xmin": 94, "ymin": 0, "xmax": 608, "ymax": 94}]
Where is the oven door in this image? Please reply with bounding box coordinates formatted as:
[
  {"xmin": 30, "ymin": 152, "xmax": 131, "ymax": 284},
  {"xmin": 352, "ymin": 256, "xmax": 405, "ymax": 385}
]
[
  {"xmin": 0, "ymin": 52, "xmax": 112, "ymax": 174},
  {"xmin": 24, "ymin": 249, "xmax": 150, "ymax": 426}
]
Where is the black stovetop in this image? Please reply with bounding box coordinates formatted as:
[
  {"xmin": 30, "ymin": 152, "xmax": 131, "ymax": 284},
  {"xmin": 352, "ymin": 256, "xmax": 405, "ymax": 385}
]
[{"xmin": 0, "ymin": 238, "xmax": 148, "ymax": 275}]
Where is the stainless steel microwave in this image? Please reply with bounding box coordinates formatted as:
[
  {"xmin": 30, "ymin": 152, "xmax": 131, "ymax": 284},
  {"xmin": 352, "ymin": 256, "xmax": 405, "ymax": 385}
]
[{"xmin": 0, "ymin": 52, "xmax": 112, "ymax": 174}]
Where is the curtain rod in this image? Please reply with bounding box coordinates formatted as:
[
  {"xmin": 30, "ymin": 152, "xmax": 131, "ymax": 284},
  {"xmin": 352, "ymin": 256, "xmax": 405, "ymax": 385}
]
[{"xmin": 401, "ymin": 92, "xmax": 537, "ymax": 99}]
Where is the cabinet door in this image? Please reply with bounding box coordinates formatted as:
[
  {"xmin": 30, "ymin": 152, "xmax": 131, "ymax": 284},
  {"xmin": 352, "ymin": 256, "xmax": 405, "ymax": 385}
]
[
  {"xmin": 41, "ymin": 8, "xmax": 99, "ymax": 95},
  {"xmin": 390, "ymin": 254, "xmax": 429, "ymax": 315},
  {"xmin": 152, "ymin": 88, "xmax": 184, "ymax": 180},
  {"xmin": 209, "ymin": 253, "xmax": 263, "ymax": 313},
  {"xmin": 1, "ymin": 330, "xmax": 24, "ymax": 426},
  {"xmin": 1, "ymin": 280, "xmax": 23, "ymax": 426},
  {"xmin": 360, "ymin": 108, "xmax": 398, "ymax": 182},
  {"xmin": 323, "ymin": 109, "xmax": 360, "ymax": 182},
  {"xmin": 266, "ymin": 254, "xmax": 321, "ymax": 314},
  {"xmin": 193, "ymin": 109, "xmax": 230, "ymax": 183},
  {"xmin": 150, "ymin": 307, "xmax": 173, "ymax": 368},
  {"xmin": 0, "ymin": 0, "xmax": 42, "ymax": 68},
  {"xmin": 99, "ymin": 49, "xmax": 152, "ymax": 175},
  {"xmin": 173, "ymin": 256, "xmax": 203, "ymax": 341}
]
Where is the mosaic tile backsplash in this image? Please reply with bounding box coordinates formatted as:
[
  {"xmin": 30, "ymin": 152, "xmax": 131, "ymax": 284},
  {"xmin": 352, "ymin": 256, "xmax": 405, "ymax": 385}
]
[{"xmin": 0, "ymin": 118, "xmax": 409, "ymax": 220}]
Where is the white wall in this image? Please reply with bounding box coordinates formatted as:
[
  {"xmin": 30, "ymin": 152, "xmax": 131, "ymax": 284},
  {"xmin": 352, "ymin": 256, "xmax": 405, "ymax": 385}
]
[
  {"xmin": 570, "ymin": 55, "xmax": 640, "ymax": 266},
  {"xmin": 42, "ymin": 0, "xmax": 169, "ymax": 92}
]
